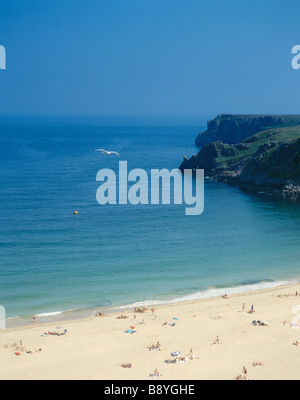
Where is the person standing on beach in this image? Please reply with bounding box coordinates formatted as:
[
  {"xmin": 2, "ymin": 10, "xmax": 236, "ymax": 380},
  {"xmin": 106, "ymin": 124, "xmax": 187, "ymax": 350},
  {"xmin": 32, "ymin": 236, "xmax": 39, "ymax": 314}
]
[
  {"xmin": 33, "ymin": 315, "xmax": 38, "ymax": 324},
  {"xmin": 189, "ymin": 348, "xmax": 194, "ymax": 359},
  {"xmin": 242, "ymin": 303, "xmax": 246, "ymax": 312}
]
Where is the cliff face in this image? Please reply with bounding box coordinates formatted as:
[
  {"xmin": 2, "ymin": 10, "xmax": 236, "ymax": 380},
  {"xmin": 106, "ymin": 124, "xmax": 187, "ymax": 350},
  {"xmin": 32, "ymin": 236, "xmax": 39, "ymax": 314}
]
[
  {"xmin": 181, "ymin": 124, "xmax": 300, "ymax": 201},
  {"xmin": 196, "ymin": 114, "xmax": 300, "ymax": 146},
  {"xmin": 240, "ymin": 139, "xmax": 300, "ymax": 188}
]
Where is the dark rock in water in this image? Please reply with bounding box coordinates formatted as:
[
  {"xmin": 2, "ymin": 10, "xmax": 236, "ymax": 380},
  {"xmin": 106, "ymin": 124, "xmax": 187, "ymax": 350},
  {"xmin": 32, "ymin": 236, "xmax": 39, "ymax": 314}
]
[{"xmin": 195, "ymin": 114, "xmax": 300, "ymax": 146}]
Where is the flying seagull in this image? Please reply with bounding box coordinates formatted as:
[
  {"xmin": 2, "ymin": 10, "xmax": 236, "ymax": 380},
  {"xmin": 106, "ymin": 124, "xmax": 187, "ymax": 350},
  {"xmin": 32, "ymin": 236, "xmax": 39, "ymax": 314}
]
[{"xmin": 93, "ymin": 149, "xmax": 120, "ymax": 157}]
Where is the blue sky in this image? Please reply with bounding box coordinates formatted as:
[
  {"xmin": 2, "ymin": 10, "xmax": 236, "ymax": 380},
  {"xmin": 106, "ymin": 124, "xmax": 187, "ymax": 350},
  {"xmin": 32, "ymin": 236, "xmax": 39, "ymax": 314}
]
[{"xmin": 0, "ymin": 0, "xmax": 300, "ymax": 118}]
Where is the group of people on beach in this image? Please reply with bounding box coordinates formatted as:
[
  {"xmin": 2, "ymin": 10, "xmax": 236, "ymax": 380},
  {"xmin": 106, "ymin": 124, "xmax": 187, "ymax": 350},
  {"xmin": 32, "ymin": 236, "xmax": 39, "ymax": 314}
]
[
  {"xmin": 235, "ymin": 367, "xmax": 249, "ymax": 381},
  {"xmin": 28, "ymin": 287, "xmax": 300, "ymax": 380},
  {"xmin": 242, "ymin": 304, "xmax": 255, "ymax": 314},
  {"xmin": 148, "ymin": 342, "xmax": 162, "ymax": 351}
]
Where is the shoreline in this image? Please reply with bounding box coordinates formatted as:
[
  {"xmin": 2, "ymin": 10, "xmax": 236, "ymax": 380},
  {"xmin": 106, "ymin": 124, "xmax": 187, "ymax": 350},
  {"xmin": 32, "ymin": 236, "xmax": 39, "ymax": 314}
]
[
  {"xmin": 3, "ymin": 280, "xmax": 299, "ymax": 333},
  {"xmin": 1, "ymin": 281, "xmax": 300, "ymax": 380},
  {"xmin": 3, "ymin": 278, "xmax": 297, "ymax": 330},
  {"xmin": 205, "ymin": 172, "xmax": 300, "ymax": 202}
]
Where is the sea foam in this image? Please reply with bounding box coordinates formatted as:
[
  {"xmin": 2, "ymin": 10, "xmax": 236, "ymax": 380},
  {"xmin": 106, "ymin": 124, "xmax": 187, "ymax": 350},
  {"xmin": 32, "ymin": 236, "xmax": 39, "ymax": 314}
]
[{"xmin": 114, "ymin": 280, "xmax": 295, "ymax": 310}]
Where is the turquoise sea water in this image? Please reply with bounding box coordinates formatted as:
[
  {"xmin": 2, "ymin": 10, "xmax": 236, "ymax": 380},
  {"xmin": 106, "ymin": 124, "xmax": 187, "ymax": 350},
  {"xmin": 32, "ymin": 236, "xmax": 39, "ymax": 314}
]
[{"xmin": 0, "ymin": 118, "xmax": 299, "ymax": 323}]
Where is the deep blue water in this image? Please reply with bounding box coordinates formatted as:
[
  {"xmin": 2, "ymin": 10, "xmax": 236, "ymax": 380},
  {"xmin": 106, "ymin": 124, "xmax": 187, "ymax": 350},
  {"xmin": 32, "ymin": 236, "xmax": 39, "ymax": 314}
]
[{"xmin": 0, "ymin": 118, "xmax": 299, "ymax": 319}]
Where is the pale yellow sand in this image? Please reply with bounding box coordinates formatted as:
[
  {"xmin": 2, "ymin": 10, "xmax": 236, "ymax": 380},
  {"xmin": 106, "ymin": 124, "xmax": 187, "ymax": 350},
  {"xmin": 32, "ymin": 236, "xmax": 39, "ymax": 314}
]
[{"xmin": 1, "ymin": 283, "xmax": 300, "ymax": 380}]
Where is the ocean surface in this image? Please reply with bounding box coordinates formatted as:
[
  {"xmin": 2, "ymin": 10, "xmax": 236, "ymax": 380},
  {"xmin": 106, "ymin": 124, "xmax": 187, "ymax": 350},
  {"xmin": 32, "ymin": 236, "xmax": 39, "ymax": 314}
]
[{"xmin": 0, "ymin": 117, "xmax": 299, "ymax": 325}]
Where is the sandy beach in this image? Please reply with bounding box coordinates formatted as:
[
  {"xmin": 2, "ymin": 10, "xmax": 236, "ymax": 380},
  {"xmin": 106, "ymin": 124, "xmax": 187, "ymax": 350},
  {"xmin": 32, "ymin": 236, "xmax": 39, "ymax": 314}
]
[{"xmin": 1, "ymin": 282, "xmax": 300, "ymax": 380}]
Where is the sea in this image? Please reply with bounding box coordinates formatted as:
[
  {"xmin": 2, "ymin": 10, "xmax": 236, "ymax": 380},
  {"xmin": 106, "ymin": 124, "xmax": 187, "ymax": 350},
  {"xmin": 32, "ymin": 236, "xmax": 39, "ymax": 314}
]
[{"xmin": 0, "ymin": 116, "xmax": 299, "ymax": 327}]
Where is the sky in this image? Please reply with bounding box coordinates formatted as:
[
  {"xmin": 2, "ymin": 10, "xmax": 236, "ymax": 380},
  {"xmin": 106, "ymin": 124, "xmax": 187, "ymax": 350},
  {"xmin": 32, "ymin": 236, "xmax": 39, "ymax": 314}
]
[{"xmin": 0, "ymin": 0, "xmax": 300, "ymax": 118}]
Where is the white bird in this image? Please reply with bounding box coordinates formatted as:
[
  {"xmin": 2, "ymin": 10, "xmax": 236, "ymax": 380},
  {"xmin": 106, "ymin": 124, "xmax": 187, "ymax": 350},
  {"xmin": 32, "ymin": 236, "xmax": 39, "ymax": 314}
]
[{"xmin": 93, "ymin": 149, "xmax": 120, "ymax": 157}]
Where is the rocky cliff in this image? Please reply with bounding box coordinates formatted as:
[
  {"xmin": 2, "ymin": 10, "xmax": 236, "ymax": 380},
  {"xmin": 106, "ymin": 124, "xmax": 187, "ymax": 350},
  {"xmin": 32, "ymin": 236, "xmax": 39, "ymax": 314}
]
[
  {"xmin": 181, "ymin": 124, "xmax": 300, "ymax": 201},
  {"xmin": 195, "ymin": 114, "xmax": 300, "ymax": 146}
]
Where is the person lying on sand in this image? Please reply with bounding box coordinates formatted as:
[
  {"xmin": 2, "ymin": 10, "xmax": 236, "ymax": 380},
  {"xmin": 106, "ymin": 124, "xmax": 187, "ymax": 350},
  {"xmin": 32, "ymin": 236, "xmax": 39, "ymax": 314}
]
[
  {"xmin": 117, "ymin": 313, "xmax": 128, "ymax": 320},
  {"xmin": 162, "ymin": 322, "xmax": 176, "ymax": 327},
  {"xmin": 134, "ymin": 307, "xmax": 147, "ymax": 313},
  {"xmin": 148, "ymin": 342, "xmax": 162, "ymax": 351},
  {"xmin": 15, "ymin": 347, "xmax": 42, "ymax": 356},
  {"xmin": 211, "ymin": 336, "xmax": 223, "ymax": 345},
  {"xmin": 293, "ymin": 341, "xmax": 300, "ymax": 347},
  {"xmin": 222, "ymin": 294, "xmax": 229, "ymax": 299},
  {"xmin": 121, "ymin": 363, "xmax": 132, "ymax": 369},
  {"xmin": 95, "ymin": 312, "xmax": 104, "ymax": 317},
  {"xmin": 252, "ymin": 362, "xmax": 264, "ymax": 367},
  {"xmin": 149, "ymin": 369, "xmax": 161, "ymax": 377},
  {"xmin": 42, "ymin": 328, "xmax": 67, "ymax": 337}
]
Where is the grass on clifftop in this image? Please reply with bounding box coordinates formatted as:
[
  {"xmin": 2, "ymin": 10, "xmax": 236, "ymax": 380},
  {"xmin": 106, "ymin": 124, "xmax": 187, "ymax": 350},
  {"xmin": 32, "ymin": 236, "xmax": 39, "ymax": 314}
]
[{"xmin": 216, "ymin": 126, "xmax": 300, "ymax": 166}]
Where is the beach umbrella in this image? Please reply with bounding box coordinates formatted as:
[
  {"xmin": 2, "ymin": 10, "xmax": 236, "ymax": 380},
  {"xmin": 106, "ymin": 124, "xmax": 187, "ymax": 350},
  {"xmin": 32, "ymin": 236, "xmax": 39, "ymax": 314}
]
[{"xmin": 171, "ymin": 351, "xmax": 181, "ymax": 358}]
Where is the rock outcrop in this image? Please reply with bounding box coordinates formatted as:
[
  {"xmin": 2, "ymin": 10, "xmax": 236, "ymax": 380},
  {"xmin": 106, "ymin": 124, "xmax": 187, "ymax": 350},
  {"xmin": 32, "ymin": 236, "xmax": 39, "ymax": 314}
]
[
  {"xmin": 196, "ymin": 114, "xmax": 300, "ymax": 146},
  {"xmin": 181, "ymin": 122, "xmax": 300, "ymax": 201}
]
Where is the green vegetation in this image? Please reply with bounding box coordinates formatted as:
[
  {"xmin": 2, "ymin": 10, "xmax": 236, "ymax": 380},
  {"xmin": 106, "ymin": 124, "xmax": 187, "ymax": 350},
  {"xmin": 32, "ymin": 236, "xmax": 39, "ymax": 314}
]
[
  {"xmin": 181, "ymin": 117, "xmax": 300, "ymax": 199},
  {"xmin": 195, "ymin": 114, "xmax": 300, "ymax": 146},
  {"xmin": 215, "ymin": 126, "xmax": 300, "ymax": 167}
]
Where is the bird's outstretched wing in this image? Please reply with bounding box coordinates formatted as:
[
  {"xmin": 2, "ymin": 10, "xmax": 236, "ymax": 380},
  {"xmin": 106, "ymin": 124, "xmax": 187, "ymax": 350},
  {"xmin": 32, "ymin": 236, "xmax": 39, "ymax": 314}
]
[{"xmin": 93, "ymin": 149, "xmax": 120, "ymax": 156}]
